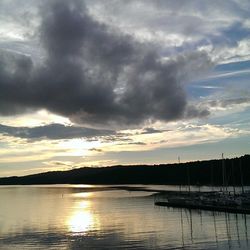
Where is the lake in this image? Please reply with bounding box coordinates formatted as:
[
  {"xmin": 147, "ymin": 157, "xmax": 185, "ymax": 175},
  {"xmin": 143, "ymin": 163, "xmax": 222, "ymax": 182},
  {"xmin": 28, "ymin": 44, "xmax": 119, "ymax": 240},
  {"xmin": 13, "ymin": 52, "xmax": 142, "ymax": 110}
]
[{"xmin": 0, "ymin": 185, "xmax": 250, "ymax": 249}]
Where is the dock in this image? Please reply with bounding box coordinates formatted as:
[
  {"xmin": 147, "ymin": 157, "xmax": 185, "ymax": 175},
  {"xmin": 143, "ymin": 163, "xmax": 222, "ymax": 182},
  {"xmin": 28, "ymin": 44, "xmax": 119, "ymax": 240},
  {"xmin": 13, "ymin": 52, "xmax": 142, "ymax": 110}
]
[
  {"xmin": 155, "ymin": 201, "xmax": 250, "ymax": 214},
  {"xmin": 154, "ymin": 190, "xmax": 250, "ymax": 215}
]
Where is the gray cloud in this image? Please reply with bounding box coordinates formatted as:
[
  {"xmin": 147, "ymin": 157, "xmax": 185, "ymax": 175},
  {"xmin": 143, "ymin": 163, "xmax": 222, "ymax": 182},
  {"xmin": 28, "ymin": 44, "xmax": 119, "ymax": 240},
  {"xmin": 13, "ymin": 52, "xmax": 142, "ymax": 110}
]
[
  {"xmin": 0, "ymin": 0, "xmax": 212, "ymax": 128},
  {"xmin": 116, "ymin": 141, "xmax": 147, "ymax": 146},
  {"xmin": 89, "ymin": 148, "xmax": 103, "ymax": 152},
  {"xmin": 126, "ymin": 141, "xmax": 146, "ymax": 146},
  {"xmin": 0, "ymin": 123, "xmax": 114, "ymax": 140},
  {"xmin": 208, "ymin": 97, "xmax": 250, "ymax": 108},
  {"xmin": 86, "ymin": 0, "xmax": 250, "ymax": 64},
  {"xmin": 140, "ymin": 127, "xmax": 170, "ymax": 135},
  {"xmin": 151, "ymin": 139, "xmax": 168, "ymax": 145}
]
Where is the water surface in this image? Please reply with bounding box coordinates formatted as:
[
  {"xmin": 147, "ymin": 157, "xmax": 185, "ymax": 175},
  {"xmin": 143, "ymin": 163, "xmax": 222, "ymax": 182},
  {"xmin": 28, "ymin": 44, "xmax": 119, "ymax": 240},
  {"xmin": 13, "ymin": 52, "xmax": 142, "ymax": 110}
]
[{"xmin": 0, "ymin": 185, "xmax": 250, "ymax": 249}]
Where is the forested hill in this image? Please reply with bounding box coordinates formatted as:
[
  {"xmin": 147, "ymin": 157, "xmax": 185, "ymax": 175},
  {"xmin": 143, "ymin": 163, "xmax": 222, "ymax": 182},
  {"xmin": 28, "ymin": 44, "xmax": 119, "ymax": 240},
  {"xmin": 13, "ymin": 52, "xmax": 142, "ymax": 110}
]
[{"xmin": 0, "ymin": 155, "xmax": 250, "ymax": 185}]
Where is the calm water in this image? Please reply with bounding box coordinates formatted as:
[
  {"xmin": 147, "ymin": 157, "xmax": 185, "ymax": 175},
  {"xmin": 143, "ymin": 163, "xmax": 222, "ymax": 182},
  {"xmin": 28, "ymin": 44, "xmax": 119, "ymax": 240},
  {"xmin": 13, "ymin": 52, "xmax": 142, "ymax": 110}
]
[{"xmin": 0, "ymin": 185, "xmax": 250, "ymax": 250}]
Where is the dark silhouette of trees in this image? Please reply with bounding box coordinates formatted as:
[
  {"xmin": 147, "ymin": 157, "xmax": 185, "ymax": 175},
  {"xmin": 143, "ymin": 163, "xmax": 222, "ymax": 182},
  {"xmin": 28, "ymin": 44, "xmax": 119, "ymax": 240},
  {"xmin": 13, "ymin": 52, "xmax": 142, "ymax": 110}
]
[{"xmin": 0, "ymin": 155, "xmax": 249, "ymax": 186}]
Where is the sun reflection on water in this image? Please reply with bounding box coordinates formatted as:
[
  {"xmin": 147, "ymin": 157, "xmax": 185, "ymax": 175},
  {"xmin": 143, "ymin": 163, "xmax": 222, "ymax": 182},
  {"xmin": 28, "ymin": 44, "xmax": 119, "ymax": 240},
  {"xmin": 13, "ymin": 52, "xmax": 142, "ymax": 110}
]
[
  {"xmin": 67, "ymin": 200, "xmax": 99, "ymax": 234},
  {"xmin": 72, "ymin": 192, "xmax": 92, "ymax": 198}
]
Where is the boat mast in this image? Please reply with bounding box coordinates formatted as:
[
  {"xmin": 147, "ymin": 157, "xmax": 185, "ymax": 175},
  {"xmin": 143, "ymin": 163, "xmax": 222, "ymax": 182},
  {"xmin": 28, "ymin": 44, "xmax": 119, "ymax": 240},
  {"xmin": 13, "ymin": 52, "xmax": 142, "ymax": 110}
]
[
  {"xmin": 232, "ymin": 160, "xmax": 236, "ymax": 196},
  {"xmin": 187, "ymin": 165, "xmax": 191, "ymax": 193},
  {"xmin": 239, "ymin": 157, "xmax": 245, "ymax": 194},
  {"xmin": 222, "ymin": 153, "xmax": 226, "ymax": 192},
  {"xmin": 211, "ymin": 162, "xmax": 214, "ymax": 191},
  {"xmin": 178, "ymin": 156, "xmax": 181, "ymax": 192}
]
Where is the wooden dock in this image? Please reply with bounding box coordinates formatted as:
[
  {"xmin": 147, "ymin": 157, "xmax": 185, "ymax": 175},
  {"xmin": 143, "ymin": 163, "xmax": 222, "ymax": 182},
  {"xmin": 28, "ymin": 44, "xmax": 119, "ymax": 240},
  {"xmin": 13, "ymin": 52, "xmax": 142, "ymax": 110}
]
[{"xmin": 155, "ymin": 201, "xmax": 250, "ymax": 214}]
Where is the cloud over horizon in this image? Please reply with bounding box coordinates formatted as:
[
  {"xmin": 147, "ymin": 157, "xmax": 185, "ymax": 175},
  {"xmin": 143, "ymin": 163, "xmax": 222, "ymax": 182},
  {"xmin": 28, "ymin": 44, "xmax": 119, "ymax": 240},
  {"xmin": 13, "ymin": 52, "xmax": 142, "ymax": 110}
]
[
  {"xmin": 0, "ymin": 0, "xmax": 212, "ymax": 129},
  {"xmin": 0, "ymin": 123, "xmax": 114, "ymax": 140},
  {"xmin": 0, "ymin": 0, "xmax": 250, "ymax": 177}
]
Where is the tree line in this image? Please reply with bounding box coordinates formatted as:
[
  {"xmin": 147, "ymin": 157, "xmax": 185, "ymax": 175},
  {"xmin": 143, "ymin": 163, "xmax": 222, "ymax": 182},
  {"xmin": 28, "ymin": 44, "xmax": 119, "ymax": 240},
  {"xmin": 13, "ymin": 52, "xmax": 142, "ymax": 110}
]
[{"xmin": 0, "ymin": 155, "xmax": 249, "ymax": 186}]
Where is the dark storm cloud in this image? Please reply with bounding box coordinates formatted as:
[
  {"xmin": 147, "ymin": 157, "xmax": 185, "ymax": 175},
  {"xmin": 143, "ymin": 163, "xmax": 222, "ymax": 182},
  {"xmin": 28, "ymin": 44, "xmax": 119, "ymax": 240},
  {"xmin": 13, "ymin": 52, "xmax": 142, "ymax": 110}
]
[
  {"xmin": 0, "ymin": 0, "xmax": 212, "ymax": 128},
  {"xmin": 0, "ymin": 123, "xmax": 114, "ymax": 140}
]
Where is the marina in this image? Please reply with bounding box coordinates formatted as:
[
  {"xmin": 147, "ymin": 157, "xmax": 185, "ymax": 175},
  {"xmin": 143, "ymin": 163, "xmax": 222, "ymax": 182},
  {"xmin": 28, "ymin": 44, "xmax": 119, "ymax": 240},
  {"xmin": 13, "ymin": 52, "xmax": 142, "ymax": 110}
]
[
  {"xmin": 155, "ymin": 154, "xmax": 250, "ymax": 215},
  {"xmin": 155, "ymin": 190, "xmax": 250, "ymax": 214}
]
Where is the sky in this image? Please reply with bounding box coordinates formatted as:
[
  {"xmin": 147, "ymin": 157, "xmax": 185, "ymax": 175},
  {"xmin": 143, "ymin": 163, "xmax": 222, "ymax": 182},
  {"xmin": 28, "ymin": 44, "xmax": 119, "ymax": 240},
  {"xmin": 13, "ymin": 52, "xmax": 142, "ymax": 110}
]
[{"xmin": 0, "ymin": 0, "xmax": 250, "ymax": 177}]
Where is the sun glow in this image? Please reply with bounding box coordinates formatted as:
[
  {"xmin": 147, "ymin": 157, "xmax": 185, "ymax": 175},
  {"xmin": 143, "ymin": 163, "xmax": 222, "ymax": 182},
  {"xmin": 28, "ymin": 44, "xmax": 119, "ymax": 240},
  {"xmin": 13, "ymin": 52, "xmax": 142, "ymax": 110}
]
[
  {"xmin": 0, "ymin": 109, "xmax": 71, "ymax": 127},
  {"xmin": 60, "ymin": 139, "xmax": 101, "ymax": 156},
  {"xmin": 67, "ymin": 200, "xmax": 99, "ymax": 234},
  {"xmin": 73, "ymin": 192, "xmax": 93, "ymax": 198}
]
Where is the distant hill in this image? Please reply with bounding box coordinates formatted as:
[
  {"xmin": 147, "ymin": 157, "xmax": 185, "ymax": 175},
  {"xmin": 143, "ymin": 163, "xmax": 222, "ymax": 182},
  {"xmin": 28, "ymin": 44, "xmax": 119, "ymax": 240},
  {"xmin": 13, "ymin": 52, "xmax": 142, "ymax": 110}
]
[{"xmin": 0, "ymin": 155, "xmax": 249, "ymax": 185}]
